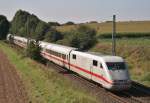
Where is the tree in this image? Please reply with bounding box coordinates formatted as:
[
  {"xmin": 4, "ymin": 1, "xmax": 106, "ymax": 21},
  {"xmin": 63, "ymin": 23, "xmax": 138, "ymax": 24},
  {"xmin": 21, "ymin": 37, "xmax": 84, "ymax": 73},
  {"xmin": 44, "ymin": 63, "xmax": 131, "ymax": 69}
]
[
  {"xmin": 69, "ymin": 33, "xmax": 80, "ymax": 48},
  {"xmin": 44, "ymin": 29, "xmax": 63, "ymax": 42},
  {"xmin": 10, "ymin": 10, "xmax": 30, "ymax": 36},
  {"xmin": 64, "ymin": 21, "xmax": 75, "ymax": 25},
  {"xmin": 89, "ymin": 21, "xmax": 98, "ymax": 23},
  {"xmin": 48, "ymin": 22, "xmax": 60, "ymax": 26},
  {"xmin": 10, "ymin": 9, "xmax": 49, "ymax": 40},
  {"xmin": 34, "ymin": 21, "xmax": 49, "ymax": 40},
  {"xmin": 26, "ymin": 14, "xmax": 40, "ymax": 36},
  {"xmin": 68, "ymin": 25, "xmax": 97, "ymax": 50},
  {"xmin": 0, "ymin": 15, "xmax": 9, "ymax": 40}
]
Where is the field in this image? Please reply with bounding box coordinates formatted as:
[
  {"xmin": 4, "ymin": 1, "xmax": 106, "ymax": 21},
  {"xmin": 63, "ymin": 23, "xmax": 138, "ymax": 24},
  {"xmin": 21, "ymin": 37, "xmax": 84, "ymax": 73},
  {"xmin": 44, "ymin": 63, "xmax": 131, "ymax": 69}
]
[
  {"xmin": 56, "ymin": 21, "xmax": 150, "ymax": 34},
  {"xmin": 90, "ymin": 38, "xmax": 150, "ymax": 86},
  {"xmin": 0, "ymin": 42, "xmax": 99, "ymax": 103}
]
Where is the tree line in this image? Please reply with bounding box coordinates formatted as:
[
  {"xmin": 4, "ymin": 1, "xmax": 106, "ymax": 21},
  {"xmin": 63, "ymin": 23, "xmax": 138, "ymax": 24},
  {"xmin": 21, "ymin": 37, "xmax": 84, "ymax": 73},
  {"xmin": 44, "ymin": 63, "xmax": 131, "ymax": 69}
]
[{"xmin": 0, "ymin": 9, "xmax": 97, "ymax": 50}]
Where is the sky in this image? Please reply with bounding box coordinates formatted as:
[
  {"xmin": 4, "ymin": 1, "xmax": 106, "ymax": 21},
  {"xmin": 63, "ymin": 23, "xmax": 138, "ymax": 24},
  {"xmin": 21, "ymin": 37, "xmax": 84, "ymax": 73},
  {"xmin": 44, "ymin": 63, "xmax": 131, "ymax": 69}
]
[{"xmin": 0, "ymin": 0, "xmax": 150, "ymax": 23}]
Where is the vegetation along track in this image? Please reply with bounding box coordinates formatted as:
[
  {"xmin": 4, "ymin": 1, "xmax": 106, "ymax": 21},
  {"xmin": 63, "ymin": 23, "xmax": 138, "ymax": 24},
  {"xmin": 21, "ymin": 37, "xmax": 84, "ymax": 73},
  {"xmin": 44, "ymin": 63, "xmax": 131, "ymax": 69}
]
[
  {"xmin": 7, "ymin": 43, "xmax": 150, "ymax": 103},
  {"xmin": 47, "ymin": 62, "xmax": 150, "ymax": 103}
]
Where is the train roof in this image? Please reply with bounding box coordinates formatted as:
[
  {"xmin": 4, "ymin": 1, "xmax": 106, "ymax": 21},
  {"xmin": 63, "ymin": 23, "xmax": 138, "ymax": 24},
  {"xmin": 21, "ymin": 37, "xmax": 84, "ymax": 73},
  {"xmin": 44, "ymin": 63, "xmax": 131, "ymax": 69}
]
[
  {"xmin": 14, "ymin": 35, "xmax": 27, "ymax": 42},
  {"xmin": 86, "ymin": 52, "xmax": 106, "ymax": 56},
  {"xmin": 11, "ymin": 35, "xmax": 124, "ymax": 62},
  {"xmin": 72, "ymin": 51, "xmax": 124, "ymax": 62},
  {"xmin": 40, "ymin": 41, "xmax": 77, "ymax": 54}
]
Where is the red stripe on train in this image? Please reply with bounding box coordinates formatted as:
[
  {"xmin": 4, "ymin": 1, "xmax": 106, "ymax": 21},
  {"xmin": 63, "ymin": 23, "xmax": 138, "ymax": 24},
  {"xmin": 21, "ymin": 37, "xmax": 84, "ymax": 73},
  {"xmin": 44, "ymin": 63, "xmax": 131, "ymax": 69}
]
[{"xmin": 42, "ymin": 52, "xmax": 112, "ymax": 84}]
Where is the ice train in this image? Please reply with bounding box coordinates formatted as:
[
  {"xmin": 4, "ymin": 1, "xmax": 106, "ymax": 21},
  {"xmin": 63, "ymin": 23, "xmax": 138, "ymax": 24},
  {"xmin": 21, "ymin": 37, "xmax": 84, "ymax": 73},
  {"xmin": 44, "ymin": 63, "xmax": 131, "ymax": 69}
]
[{"xmin": 7, "ymin": 34, "xmax": 131, "ymax": 90}]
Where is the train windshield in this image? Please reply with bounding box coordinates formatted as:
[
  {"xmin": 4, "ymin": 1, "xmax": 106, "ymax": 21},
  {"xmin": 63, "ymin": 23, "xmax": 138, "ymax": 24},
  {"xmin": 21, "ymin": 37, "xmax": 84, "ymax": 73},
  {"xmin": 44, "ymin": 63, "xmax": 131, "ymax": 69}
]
[{"xmin": 106, "ymin": 62, "xmax": 126, "ymax": 70}]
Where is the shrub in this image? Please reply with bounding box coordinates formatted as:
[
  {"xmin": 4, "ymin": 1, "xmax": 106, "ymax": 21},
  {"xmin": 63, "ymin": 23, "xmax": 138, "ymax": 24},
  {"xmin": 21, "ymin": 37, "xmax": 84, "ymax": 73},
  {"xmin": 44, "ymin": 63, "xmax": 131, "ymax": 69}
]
[
  {"xmin": 67, "ymin": 25, "xmax": 97, "ymax": 50},
  {"xmin": 44, "ymin": 29, "xmax": 63, "ymax": 42},
  {"xmin": 48, "ymin": 22, "xmax": 60, "ymax": 26},
  {"xmin": 64, "ymin": 21, "xmax": 75, "ymax": 25},
  {"xmin": 26, "ymin": 40, "xmax": 43, "ymax": 62},
  {"xmin": 34, "ymin": 21, "xmax": 49, "ymax": 40}
]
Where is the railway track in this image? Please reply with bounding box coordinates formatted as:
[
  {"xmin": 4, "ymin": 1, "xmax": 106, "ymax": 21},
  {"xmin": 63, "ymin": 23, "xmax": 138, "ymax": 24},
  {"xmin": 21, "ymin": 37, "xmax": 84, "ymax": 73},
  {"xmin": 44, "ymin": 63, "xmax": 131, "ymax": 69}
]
[
  {"xmin": 47, "ymin": 62, "xmax": 150, "ymax": 103},
  {"xmin": 9, "ymin": 43, "xmax": 150, "ymax": 103}
]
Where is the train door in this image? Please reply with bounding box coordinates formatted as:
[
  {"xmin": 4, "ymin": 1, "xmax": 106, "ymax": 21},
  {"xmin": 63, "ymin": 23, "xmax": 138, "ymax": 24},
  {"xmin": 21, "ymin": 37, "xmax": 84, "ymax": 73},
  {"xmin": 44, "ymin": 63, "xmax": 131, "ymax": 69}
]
[
  {"xmin": 91, "ymin": 60, "xmax": 98, "ymax": 81},
  {"xmin": 99, "ymin": 62, "xmax": 109, "ymax": 87},
  {"xmin": 99, "ymin": 62, "xmax": 104, "ymax": 79},
  {"xmin": 61, "ymin": 53, "xmax": 66, "ymax": 68},
  {"xmin": 62, "ymin": 55, "xmax": 65, "ymax": 67},
  {"xmin": 66, "ymin": 55, "xmax": 69, "ymax": 67},
  {"xmin": 90, "ymin": 63, "xmax": 93, "ymax": 80},
  {"xmin": 91, "ymin": 60, "xmax": 104, "ymax": 84}
]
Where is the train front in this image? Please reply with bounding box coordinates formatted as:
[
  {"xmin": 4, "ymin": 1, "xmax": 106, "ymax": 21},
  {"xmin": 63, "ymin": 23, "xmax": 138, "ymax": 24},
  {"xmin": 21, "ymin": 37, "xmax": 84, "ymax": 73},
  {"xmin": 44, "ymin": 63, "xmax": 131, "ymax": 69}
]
[{"xmin": 103, "ymin": 56, "xmax": 131, "ymax": 91}]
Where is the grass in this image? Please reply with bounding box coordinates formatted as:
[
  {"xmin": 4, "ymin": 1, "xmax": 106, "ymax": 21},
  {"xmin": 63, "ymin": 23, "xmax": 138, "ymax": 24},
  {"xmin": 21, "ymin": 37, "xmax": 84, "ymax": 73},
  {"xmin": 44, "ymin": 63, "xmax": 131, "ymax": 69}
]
[
  {"xmin": 90, "ymin": 38, "xmax": 150, "ymax": 87},
  {"xmin": 56, "ymin": 21, "xmax": 150, "ymax": 34},
  {"xmin": 0, "ymin": 41, "xmax": 99, "ymax": 103}
]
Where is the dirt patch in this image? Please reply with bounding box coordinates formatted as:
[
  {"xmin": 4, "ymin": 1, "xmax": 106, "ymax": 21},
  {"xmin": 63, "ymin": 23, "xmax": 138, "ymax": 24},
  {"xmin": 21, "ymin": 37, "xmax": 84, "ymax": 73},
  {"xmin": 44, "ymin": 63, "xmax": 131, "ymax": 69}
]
[{"xmin": 0, "ymin": 50, "xmax": 28, "ymax": 103}]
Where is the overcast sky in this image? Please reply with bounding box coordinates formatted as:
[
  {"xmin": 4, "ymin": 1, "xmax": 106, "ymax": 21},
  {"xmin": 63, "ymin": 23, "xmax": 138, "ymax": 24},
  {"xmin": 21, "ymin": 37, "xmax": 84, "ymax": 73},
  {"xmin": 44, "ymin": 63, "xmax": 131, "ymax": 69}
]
[{"xmin": 0, "ymin": 0, "xmax": 150, "ymax": 23}]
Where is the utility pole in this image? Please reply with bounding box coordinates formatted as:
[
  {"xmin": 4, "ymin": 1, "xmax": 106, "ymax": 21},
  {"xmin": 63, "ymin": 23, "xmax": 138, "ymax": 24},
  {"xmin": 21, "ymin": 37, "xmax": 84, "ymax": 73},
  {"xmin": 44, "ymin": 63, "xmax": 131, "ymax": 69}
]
[{"xmin": 112, "ymin": 15, "xmax": 116, "ymax": 56}]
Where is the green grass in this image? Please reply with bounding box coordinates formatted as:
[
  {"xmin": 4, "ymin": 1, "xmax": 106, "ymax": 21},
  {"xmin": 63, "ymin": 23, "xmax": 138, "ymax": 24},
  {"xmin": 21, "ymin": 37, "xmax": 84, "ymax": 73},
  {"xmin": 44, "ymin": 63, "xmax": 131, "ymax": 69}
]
[
  {"xmin": 91, "ymin": 38, "xmax": 150, "ymax": 87},
  {"xmin": 0, "ymin": 41, "xmax": 99, "ymax": 103}
]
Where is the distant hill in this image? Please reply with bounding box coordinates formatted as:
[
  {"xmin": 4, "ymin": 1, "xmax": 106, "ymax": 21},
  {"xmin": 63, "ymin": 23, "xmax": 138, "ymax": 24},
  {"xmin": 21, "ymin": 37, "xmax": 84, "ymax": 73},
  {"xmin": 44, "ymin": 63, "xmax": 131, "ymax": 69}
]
[{"xmin": 56, "ymin": 21, "xmax": 150, "ymax": 33}]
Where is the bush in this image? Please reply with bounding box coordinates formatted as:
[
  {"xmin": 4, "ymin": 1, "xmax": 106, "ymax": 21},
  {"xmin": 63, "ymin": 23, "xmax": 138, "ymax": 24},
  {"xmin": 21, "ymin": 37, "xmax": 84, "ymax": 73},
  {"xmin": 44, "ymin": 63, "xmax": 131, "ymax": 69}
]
[
  {"xmin": 34, "ymin": 21, "xmax": 49, "ymax": 40},
  {"xmin": 44, "ymin": 29, "xmax": 63, "ymax": 42},
  {"xmin": 89, "ymin": 21, "xmax": 98, "ymax": 24},
  {"xmin": 64, "ymin": 21, "xmax": 75, "ymax": 25},
  {"xmin": 67, "ymin": 25, "xmax": 97, "ymax": 50},
  {"xmin": 26, "ymin": 40, "xmax": 43, "ymax": 62},
  {"xmin": 48, "ymin": 22, "xmax": 60, "ymax": 26}
]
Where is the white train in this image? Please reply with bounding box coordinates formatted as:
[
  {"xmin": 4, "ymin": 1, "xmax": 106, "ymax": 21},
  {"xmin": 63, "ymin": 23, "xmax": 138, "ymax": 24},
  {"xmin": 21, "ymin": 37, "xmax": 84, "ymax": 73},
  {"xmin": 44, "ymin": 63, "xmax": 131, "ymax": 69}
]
[{"xmin": 7, "ymin": 34, "xmax": 131, "ymax": 90}]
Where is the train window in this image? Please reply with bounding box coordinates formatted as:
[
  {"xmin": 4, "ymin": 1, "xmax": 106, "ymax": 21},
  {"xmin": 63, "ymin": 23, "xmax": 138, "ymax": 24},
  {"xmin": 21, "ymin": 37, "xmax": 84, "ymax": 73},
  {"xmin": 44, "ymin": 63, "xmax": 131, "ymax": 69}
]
[
  {"xmin": 93, "ymin": 60, "xmax": 97, "ymax": 66},
  {"xmin": 62, "ymin": 54, "xmax": 66, "ymax": 59},
  {"xmin": 46, "ymin": 49, "xmax": 51, "ymax": 54},
  {"xmin": 72, "ymin": 54, "xmax": 76, "ymax": 59},
  {"xmin": 106, "ymin": 62, "xmax": 126, "ymax": 70},
  {"xmin": 100, "ymin": 63, "xmax": 103, "ymax": 69},
  {"xmin": 58, "ymin": 53, "xmax": 61, "ymax": 57}
]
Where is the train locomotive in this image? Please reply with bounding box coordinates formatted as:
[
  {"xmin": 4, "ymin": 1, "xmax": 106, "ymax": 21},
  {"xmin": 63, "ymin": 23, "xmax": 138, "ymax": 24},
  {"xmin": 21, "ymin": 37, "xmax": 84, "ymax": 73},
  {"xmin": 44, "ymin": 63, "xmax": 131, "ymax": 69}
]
[{"xmin": 7, "ymin": 34, "xmax": 131, "ymax": 91}]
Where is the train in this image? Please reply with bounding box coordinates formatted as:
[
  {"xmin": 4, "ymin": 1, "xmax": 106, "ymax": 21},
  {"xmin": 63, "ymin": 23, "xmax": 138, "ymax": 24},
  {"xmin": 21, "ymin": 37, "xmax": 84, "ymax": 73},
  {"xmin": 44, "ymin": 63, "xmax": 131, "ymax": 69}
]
[{"xmin": 7, "ymin": 34, "xmax": 131, "ymax": 91}]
